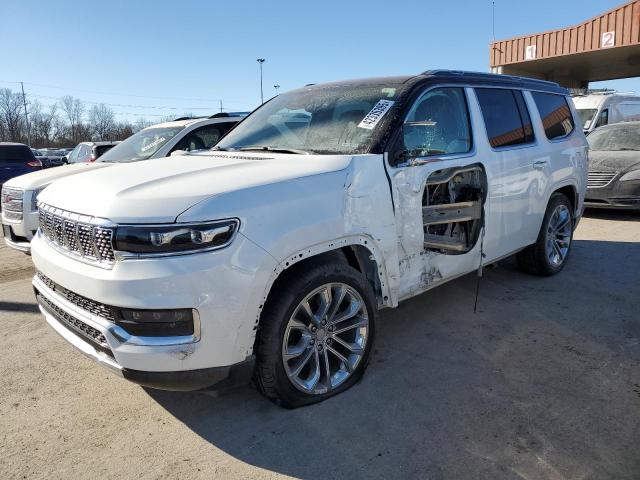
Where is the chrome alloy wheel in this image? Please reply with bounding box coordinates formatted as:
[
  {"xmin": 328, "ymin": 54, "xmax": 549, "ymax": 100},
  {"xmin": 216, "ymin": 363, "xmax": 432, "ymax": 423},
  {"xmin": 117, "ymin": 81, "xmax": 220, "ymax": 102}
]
[
  {"xmin": 545, "ymin": 204, "xmax": 572, "ymax": 267},
  {"xmin": 282, "ymin": 283, "xmax": 369, "ymax": 395}
]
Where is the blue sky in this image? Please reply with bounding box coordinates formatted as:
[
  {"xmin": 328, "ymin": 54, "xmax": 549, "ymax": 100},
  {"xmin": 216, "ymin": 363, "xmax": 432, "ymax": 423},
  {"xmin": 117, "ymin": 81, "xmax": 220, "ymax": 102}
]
[{"xmin": 1, "ymin": 0, "xmax": 636, "ymax": 121}]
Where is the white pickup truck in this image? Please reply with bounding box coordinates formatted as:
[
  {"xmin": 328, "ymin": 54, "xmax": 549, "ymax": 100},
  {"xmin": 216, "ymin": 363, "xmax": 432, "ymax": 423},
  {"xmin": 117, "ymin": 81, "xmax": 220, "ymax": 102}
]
[
  {"xmin": 1, "ymin": 114, "xmax": 245, "ymax": 253},
  {"xmin": 30, "ymin": 71, "xmax": 588, "ymax": 408}
]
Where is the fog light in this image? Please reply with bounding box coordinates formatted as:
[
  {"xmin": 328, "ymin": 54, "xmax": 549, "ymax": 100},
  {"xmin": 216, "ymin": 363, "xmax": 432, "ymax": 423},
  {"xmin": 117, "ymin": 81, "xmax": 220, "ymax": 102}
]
[{"xmin": 118, "ymin": 308, "xmax": 196, "ymax": 337}]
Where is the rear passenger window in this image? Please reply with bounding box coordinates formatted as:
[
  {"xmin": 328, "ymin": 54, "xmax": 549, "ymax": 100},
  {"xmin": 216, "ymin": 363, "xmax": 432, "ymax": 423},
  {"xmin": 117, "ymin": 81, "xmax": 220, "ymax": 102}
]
[
  {"xmin": 531, "ymin": 92, "xmax": 574, "ymax": 140},
  {"xmin": 475, "ymin": 88, "xmax": 534, "ymax": 148}
]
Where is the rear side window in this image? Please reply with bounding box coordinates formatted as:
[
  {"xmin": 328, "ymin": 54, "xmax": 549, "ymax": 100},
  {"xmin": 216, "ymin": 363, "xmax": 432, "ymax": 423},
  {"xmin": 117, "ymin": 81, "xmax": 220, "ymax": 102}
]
[
  {"xmin": 0, "ymin": 145, "xmax": 34, "ymax": 163},
  {"xmin": 475, "ymin": 88, "xmax": 534, "ymax": 148},
  {"xmin": 531, "ymin": 92, "xmax": 574, "ymax": 140},
  {"xmin": 96, "ymin": 145, "xmax": 114, "ymax": 157}
]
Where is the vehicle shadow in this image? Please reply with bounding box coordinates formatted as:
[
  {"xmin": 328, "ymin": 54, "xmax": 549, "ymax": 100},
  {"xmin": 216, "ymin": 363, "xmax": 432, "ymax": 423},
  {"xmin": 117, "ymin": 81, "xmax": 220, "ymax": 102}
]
[{"xmin": 147, "ymin": 239, "xmax": 640, "ymax": 479}]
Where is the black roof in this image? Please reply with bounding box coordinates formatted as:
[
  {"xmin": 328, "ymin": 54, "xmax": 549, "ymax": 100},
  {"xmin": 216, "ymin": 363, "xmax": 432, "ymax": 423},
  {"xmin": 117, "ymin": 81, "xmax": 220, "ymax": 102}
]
[
  {"xmin": 298, "ymin": 70, "xmax": 568, "ymax": 96},
  {"xmin": 422, "ymin": 70, "xmax": 568, "ymax": 95}
]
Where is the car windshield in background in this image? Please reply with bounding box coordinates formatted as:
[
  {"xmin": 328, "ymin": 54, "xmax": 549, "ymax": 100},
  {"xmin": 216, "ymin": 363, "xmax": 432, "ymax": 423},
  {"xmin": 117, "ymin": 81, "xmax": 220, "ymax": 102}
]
[
  {"xmin": 98, "ymin": 126, "xmax": 184, "ymax": 163},
  {"xmin": 216, "ymin": 84, "xmax": 401, "ymax": 155},
  {"xmin": 588, "ymin": 125, "xmax": 640, "ymax": 151},
  {"xmin": 576, "ymin": 108, "xmax": 597, "ymax": 129}
]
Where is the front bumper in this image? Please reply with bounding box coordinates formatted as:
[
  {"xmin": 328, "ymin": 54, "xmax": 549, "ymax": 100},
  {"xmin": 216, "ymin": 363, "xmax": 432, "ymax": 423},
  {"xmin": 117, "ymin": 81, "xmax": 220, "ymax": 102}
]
[
  {"xmin": 2, "ymin": 223, "xmax": 33, "ymax": 253},
  {"xmin": 37, "ymin": 283, "xmax": 255, "ymax": 390},
  {"xmin": 2, "ymin": 203, "xmax": 38, "ymax": 253},
  {"xmin": 585, "ymin": 178, "xmax": 640, "ymax": 210},
  {"xmin": 30, "ymin": 230, "xmax": 277, "ymax": 390}
]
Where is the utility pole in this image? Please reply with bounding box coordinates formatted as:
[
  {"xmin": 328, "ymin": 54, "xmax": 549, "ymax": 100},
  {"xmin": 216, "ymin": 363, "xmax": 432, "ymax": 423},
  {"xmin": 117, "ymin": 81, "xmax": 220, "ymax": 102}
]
[
  {"xmin": 20, "ymin": 82, "xmax": 31, "ymax": 146},
  {"xmin": 257, "ymin": 58, "xmax": 265, "ymax": 104},
  {"xmin": 219, "ymin": 100, "xmax": 223, "ymax": 113},
  {"xmin": 274, "ymin": 84, "xmax": 280, "ymax": 95}
]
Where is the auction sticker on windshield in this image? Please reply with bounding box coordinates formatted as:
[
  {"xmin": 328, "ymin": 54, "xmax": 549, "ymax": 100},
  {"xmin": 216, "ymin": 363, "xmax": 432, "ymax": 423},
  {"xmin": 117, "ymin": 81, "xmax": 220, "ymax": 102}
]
[{"xmin": 358, "ymin": 100, "xmax": 395, "ymax": 130}]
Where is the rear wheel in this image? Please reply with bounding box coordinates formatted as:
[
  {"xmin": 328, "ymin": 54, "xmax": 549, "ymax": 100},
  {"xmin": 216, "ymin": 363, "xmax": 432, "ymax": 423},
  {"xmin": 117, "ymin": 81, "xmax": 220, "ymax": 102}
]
[
  {"xmin": 255, "ymin": 260, "xmax": 376, "ymax": 408},
  {"xmin": 517, "ymin": 192, "xmax": 574, "ymax": 276}
]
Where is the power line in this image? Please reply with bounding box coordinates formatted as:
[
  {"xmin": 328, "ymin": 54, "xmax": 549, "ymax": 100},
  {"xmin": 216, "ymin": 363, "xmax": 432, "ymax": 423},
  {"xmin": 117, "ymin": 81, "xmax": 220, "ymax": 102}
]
[{"xmin": 0, "ymin": 79, "xmax": 250, "ymax": 104}]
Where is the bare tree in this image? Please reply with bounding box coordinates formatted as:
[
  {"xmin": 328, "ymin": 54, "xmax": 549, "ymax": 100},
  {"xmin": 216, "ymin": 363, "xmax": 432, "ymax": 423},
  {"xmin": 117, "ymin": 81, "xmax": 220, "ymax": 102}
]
[
  {"xmin": 30, "ymin": 100, "xmax": 60, "ymax": 147},
  {"xmin": 0, "ymin": 88, "xmax": 26, "ymax": 143},
  {"xmin": 133, "ymin": 117, "xmax": 152, "ymax": 133},
  {"xmin": 89, "ymin": 103, "xmax": 116, "ymax": 140},
  {"xmin": 60, "ymin": 95, "xmax": 84, "ymax": 144}
]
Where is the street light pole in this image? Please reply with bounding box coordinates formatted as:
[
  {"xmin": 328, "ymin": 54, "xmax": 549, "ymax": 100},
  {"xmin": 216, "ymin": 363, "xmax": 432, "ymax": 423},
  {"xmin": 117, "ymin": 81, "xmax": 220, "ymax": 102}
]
[
  {"xmin": 256, "ymin": 58, "xmax": 265, "ymax": 104},
  {"xmin": 274, "ymin": 84, "xmax": 280, "ymax": 95}
]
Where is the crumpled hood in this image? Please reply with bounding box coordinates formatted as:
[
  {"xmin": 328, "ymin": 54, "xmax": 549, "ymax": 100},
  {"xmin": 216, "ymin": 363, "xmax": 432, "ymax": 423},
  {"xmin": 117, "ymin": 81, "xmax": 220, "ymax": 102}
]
[
  {"xmin": 3, "ymin": 162, "xmax": 111, "ymax": 190},
  {"xmin": 38, "ymin": 152, "xmax": 353, "ymax": 223},
  {"xmin": 589, "ymin": 150, "xmax": 640, "ymax": 173}
]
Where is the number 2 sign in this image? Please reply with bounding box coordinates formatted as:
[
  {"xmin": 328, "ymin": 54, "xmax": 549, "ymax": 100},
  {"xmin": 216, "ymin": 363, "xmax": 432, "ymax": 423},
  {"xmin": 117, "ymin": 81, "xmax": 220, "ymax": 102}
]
[{"xmin": 602, "ymin": 31, "xmax": 615, "ymax": 48}]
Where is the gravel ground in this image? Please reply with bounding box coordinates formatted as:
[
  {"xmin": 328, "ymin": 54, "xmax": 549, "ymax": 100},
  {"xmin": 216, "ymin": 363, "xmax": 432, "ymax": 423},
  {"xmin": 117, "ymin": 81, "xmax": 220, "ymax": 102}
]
[{"xmin": 1, "ymin": 210, "xmax": 639, "ymax": 480}]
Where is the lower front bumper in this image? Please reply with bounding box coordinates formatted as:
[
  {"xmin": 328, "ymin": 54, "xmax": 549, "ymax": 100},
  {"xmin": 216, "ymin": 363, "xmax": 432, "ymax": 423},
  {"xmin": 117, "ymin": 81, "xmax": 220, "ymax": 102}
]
[
  {"xmin": 37, "ymin": 287, "xmax": 255, "ymax": 392},
  {"xmin": 122, "ymin": 356, "xmax": 255, "ymax": 392},
  {"xmin": 585, "ymin": 180, "xmax": 640, "ymax": 210},
  {"xmin": 2, "ymin": 223, "xmax": 32, "ymax": 253}
]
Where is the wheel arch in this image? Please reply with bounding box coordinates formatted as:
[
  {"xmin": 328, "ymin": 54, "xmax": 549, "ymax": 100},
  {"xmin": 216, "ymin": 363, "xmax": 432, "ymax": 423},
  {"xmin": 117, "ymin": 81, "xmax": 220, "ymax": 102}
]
[{"xmin": 255, "ymin": 236, "xmax": 393, "ymax": 333}]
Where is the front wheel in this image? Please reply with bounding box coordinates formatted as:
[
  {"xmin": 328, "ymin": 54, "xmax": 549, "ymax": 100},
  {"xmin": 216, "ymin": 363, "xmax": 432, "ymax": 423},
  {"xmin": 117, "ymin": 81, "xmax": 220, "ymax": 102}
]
[
  {"xmin": 255, "ymin": 261, "xmax": 376, "ymax": 408},
  {"xmin": 517, "ymin": 192, "xmax": 574, "ymax": 276}
]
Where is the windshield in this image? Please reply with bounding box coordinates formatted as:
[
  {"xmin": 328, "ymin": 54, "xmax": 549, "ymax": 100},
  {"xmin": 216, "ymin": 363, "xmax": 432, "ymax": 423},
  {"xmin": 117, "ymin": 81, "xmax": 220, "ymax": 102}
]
[
  {"xmin": 588, "ymin": 125, "xmax": 640, "ymax": 151},
  {"xmin": 576, "ymin": 108, "xmax": 598, "ymax": 130},
  {"xmin": 216, "ymin": 84, "xmax": 401, "ymax": 155},
  {"xmin": 98, "ymin": 126, "xmax": 184, "ymax": 163}
]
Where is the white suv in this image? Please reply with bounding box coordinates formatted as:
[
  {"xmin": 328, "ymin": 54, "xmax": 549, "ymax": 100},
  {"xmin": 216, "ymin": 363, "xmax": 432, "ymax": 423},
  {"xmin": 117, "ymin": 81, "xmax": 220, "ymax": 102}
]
[
  {"xmin": 1, "ymin": 114, "xmax": 246, "ymax": 252},
  {"xmin": 30, "ymin": 71, "xmax": 587, "ymax": 408}
]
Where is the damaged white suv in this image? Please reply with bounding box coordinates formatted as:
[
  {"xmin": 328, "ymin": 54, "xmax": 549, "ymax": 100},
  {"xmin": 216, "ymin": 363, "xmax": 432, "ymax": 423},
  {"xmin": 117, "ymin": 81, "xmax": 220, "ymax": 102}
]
[{"xmin": 31, "ymin": 71, "xmax": 587, "ymax": 408}]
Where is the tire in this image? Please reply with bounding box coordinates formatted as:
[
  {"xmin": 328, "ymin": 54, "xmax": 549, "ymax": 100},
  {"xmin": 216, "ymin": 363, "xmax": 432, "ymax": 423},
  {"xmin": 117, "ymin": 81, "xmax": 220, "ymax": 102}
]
[
  {"xmin": 255, "ymin": 259, "xmax": 376, "ymax": 408},
  {"xmin": 517, "ymin": 192, "xmax": 574, "ymax": 276}
]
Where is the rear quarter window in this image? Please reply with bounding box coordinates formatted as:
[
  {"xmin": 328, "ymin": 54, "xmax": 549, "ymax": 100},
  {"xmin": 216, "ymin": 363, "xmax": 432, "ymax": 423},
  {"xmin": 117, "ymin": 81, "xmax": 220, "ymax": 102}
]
[
  {"xmin": 475, "ymin": 88, "xmax": 534, "ymax": 148},
  {"xmin": 0, "ymin": 145, "xmax": 34, "ymax": 162},
  {"xmin": 532, "ymin": 92, "xmax": 574, "ymax": 140}
]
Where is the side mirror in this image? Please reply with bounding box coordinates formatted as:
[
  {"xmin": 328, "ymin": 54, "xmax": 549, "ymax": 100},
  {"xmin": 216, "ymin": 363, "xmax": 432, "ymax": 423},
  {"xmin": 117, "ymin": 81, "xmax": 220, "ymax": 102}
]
[{"xmin": 170, "ymin": 149, "xmax": 189, "ymax": 157}]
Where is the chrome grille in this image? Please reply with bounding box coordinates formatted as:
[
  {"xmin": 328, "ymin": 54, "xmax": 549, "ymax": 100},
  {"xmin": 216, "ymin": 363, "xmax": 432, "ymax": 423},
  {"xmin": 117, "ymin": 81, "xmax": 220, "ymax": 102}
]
[
  {"xmin": 36, "ymin": 271, "xmax": 116, "ymax": 322},
  {"xmin": 587, "ymin": 171, "xmax": 617, "ymax": 188},
  {"xmin": 38, "ymin": 204, "xmax": 115, "ymax": 267},
  {"xmin": 2, "ymin": 186, "xmax": 24, "ymax": 221}
]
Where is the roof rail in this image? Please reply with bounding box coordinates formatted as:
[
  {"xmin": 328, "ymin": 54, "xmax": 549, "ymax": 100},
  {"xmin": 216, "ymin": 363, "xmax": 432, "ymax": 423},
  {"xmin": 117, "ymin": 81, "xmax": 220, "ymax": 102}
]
[
  {"xmin": 423, "ymin": 70, "xmax": 560, "ymax": 87},
  {"xmin": 172, "ymin": 115, "xmax": 208, "ymax": 121},
  {"xmin": 209, "ymin": 111, "xmax": 250, "ymax": 119}
]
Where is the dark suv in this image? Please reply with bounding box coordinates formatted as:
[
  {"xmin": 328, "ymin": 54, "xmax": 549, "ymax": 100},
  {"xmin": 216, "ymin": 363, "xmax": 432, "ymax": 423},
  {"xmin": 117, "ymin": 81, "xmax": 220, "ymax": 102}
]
[{"xmin": 0, "ymin": 143, "xmax": 42, "ymax": 188}]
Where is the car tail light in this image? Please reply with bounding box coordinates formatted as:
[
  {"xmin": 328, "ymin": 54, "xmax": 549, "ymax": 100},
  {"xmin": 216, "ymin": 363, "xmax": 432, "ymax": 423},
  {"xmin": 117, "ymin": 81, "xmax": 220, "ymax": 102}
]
[{"xmin": 26, "ymin": 159, "xmax": 42, "ymax": 168}]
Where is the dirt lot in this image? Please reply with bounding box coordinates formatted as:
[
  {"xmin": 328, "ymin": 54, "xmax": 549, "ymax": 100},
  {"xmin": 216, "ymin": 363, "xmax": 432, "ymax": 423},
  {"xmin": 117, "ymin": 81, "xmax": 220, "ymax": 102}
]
[{"xmin": 1, "ymin": 211, "xmax": 639, "ymax": 480}]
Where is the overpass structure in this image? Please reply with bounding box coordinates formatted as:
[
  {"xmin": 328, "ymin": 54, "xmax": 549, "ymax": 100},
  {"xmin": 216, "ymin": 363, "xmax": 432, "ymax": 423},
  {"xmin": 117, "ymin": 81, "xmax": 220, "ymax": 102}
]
[{"xmin": 490, "ymin": 1, "xmax": 640, "ymax": 88}]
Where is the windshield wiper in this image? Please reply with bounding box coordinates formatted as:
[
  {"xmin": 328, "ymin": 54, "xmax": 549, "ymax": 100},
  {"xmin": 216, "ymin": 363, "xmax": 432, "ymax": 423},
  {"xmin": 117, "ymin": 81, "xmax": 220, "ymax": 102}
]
[{"xmin": 236, "ymin": 145, "xmax": 309, "ymax": 155}]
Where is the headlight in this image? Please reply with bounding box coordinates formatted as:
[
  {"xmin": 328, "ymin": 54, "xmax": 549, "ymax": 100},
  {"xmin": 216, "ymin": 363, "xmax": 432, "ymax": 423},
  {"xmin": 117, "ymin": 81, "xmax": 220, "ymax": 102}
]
[
  {"xmin": 1, "ymin": 186, "xmax": 23, "ymax": 221},
  {"xmin": 619, "ymin": 169, "xmax": 640, "ymax": 182},
  {"xmin": 114, "ymin": 219, "xmax": 239, "ymax": 256},
  {"xmin": 30, "ymin": 186, "xmax": 47, "ymax": 211}
]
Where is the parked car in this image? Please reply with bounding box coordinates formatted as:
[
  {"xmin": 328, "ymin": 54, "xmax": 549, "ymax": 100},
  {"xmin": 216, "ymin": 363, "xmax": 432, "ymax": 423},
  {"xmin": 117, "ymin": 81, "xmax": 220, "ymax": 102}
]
[
  {"xmin": 29, "ymin": 71, "xmax": 587, "ymax": 408},
  {"xmin": 31, "ymin": 148, "xmax": 49, "ymax": 164},
  {"xmin": 64, "ymin": 141, "xmax": 120, "ymax": 164},
  {"xmin": 572, "ymin": 91, "xmax": 640, "ymax": 134},
  {"xmin": 0, "ymin": 142, "xmax": 42, "ymax": 189},
  {"xmin": 584, "ymin": 121, "xmax": 640, "ymax": 210},
  {"xmin": 38, "ymin": 149, "xmax": 69, "ymax": 168},
  {"xmin": 1, "ymin": 114, "xmax": 246, "ymax": 253}
]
